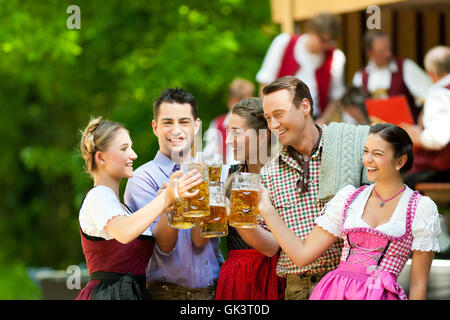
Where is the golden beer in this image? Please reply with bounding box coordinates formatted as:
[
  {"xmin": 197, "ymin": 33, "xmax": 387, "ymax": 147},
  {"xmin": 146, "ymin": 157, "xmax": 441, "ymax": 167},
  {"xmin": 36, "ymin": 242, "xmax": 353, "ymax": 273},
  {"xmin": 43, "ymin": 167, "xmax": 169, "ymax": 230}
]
[
  {"xmin": 228, "ymin": 172, "xmax": 260, "ymax": 229},
  {"xmin": 168, "ymin": 200, "xmax": 195, "ymax": 229},
  {"xmin": 208, "ymin": 165, "xmax": 222, "ymax": 182},
  {"xmin": 182, "ymin": 180, "xmax": 210, "ymax": 217},
  {"xmin": 181, "ymin": 162, "xmax": 211, "ymax": 217},
  {"xmin": 229, "ymin": 189, "xmax": 260, "ymax": 228},
  {"xmin": 199, "ymin": 205, "xmax": 228, "ymax": 238},
  {"xmin": 206, "ymin": 154, "xmax": 223, "ymax": 182}
]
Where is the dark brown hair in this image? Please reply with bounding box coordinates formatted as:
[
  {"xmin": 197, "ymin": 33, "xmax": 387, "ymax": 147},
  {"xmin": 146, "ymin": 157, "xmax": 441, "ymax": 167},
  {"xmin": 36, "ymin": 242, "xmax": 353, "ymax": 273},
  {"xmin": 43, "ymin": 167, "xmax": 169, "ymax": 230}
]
[
  {"xmin": 153, "ymin": 87, "xmax": 198, "ymax": 121},
  {"xmin": 231, "ymin": 98, "xmax": 268, "ymax": 132},
  {"xmin": 262, "ymin": 76, "xmax": 314, "ymax": 117},
  {"xmin": 369, "ymin": 123, "xmax": 414, "ymax": 174}
]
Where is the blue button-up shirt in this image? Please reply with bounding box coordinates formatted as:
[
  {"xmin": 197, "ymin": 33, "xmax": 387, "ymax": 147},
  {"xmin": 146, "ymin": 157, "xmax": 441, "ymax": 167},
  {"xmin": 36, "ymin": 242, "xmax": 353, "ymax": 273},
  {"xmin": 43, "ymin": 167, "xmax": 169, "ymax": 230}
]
[{"xmin": 124, "ymin": 151, "xmax": 222, "ymax": 288}]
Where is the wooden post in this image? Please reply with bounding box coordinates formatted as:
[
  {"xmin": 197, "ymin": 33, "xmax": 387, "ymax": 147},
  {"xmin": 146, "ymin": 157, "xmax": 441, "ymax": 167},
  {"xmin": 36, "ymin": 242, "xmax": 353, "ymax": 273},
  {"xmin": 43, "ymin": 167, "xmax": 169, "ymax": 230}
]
[
  {"xmin": 423, "ymin": 10, "xmax": 441, "ymax": 53},
  {"xmin": 278, "ymin": 0, "xmax": 294, "ymax": 34},
  {"xmin": 445, "ymin": 12, "xmax": 450, "ymax": 47},
  {"xmin": 396, "ymin": 10, "xmax": 417, "ymax": 60},
  {"xmin": 380, "ymin": 8, "xmax": 393, "ymax": 38},
  {"xmin": 345, "ymin": 12, "xmax": 363, "ymax": 85}
]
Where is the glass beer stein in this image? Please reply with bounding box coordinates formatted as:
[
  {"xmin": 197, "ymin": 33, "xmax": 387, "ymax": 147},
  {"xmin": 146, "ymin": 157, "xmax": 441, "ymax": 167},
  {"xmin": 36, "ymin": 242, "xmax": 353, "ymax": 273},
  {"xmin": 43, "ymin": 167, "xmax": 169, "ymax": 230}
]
[
  {"xmin": 181, "ymin": 162, "xmax": 210, "ymax": 217},
  {"xmin": 199, "ymin": 181, "xmax": 228, "ymax": 238},
  {"xmin": 207, "ymin": 154, "xmax": 223, "ymax": 182},
  {"xmin": 229, "ymin": 172, "xmax": 260, "ymax": 229},
  {"xmin": 168, "ymin": 200, "xmax": 195, "ymax": 229}
]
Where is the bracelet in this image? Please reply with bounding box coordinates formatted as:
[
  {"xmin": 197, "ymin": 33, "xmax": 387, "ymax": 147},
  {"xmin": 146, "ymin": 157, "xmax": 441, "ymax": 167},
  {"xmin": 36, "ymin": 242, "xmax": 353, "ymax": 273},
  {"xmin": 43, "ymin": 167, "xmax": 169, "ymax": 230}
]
[{"xmin": 172, "ymin": 177, "xmax": 183, "ymax": 203}]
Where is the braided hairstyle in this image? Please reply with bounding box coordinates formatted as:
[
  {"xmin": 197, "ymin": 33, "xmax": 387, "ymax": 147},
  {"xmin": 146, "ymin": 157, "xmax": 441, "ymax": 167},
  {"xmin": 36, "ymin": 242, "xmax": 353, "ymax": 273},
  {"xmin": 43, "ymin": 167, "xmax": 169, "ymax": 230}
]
[
  {"xmin": 80, "ymin": 116, "xmax": 126, "ymax": 176},
  {"xmin": 230, "ymin": 98, "xmax": 268, "ymax": 132}
]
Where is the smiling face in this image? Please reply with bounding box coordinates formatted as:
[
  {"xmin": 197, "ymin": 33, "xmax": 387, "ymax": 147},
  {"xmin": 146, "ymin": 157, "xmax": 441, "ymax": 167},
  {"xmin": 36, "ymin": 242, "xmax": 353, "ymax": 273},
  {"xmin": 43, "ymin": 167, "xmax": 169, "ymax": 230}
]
[
  {"xmin": 263, "ymin": 89, "xmax": 310, "ymax": 148},
  {"xmin": 226, "ymin": 113, "xmax": 264, "ymax": 164},
  {"xmin": 152, "ymin": 102, "xmax": 200, "ymax": 161},
  {"xmin": 363, "ymin": 133, "xmax": 404, "ymax": 182},
  {"xmin": 99, "ymin": 128, "xmax": 137, "ymax": 180}
]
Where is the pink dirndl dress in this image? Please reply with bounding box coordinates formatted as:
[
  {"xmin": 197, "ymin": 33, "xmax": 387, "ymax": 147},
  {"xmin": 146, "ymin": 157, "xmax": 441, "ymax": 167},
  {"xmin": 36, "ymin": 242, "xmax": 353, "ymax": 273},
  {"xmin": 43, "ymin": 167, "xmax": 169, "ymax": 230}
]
[{"xmin": 310, "ymin": 185, "xmax": 421, "ymax": 300}]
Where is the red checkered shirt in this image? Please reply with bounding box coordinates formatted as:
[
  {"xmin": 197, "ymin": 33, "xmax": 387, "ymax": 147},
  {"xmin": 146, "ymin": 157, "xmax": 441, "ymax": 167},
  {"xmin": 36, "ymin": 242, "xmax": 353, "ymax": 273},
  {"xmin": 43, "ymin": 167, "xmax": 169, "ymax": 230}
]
[{"xmin": 260, "ymin": 135, "xmax": 343, "ymax": 277}]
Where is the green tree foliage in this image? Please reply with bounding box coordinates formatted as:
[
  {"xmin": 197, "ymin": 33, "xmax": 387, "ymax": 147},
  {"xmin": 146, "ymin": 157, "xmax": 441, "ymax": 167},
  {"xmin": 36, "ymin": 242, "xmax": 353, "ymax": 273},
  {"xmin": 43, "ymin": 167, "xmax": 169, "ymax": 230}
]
[{"xmin": 0, "ymin": 0, "xmax": 278, "ymax": 273}]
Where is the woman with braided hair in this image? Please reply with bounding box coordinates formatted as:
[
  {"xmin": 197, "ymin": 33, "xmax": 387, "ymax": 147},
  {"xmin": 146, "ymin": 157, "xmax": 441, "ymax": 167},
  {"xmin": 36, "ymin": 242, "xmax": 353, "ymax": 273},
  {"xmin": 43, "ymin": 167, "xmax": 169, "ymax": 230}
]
[
  {"xmin": 258, "ymin": 123, "xmax": 441, "ymax": 300},
  {"xmin": 215, "ymin": 98, "xmax": 286, "ymax": 300},
  {"xmin": 76, "ymin": 117, "xmax": 202, "ymax": 300}
]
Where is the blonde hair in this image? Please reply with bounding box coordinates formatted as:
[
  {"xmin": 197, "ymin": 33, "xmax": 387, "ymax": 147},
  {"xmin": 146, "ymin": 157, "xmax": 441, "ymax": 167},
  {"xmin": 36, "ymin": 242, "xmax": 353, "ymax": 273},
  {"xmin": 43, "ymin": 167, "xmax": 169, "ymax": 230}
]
[
  {"xmin": 229, "ymin": 78, "xmax": 255, "ymax": 100},
  {"xmin": 80, "ymin": 116, "xmax": 125, "ymax": 175}
]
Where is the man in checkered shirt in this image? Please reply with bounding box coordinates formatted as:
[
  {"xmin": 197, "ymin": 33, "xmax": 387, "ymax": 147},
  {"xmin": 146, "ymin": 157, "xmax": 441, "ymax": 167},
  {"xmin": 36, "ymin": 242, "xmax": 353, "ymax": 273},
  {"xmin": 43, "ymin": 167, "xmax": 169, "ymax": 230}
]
[{"xmin": 238, "ymin": 76, "xmax": 369, "ymax": 299}]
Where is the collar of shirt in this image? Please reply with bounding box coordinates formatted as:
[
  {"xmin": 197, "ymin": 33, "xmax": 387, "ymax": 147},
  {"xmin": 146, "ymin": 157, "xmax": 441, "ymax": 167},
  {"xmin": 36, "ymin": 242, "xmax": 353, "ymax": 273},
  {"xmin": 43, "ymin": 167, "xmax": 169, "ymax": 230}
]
[
  {"xmin": 153, "ymin": 151, "xmax": 180, "ymax": 177},
  {"xmin": 279, "ymin": 125, "xmax": 324, "ymax": 172},
  {"xmin": 366, "ymin": 58, "xmax": 398, "ymax": 73}
]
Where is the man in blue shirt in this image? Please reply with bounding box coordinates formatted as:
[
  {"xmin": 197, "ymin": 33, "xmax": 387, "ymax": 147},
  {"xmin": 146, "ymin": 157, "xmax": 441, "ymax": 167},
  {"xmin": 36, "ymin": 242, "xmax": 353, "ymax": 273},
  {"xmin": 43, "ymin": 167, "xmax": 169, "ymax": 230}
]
[{"xmin": 124, "ymin": 88, "xmax": 222, "ymax": 300}]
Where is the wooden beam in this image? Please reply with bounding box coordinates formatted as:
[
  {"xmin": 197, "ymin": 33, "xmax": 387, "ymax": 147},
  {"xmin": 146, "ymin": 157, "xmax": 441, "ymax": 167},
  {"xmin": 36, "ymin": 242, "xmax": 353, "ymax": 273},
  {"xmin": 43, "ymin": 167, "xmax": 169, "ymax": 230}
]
[
  {"xmin": 446, "ymin": 12, "xmax": 450, "ymax": 47},
  {"xmin": 380, "ymin": 8, "xmax": 394, "ymax": 39},
  {"xmin": 345, "ymin": 12, "xmax": 363, "ymax": 85},
  {"xmin": 423, "ymin": 11, "xmax": 441, "ymax": 53},
  {"xmin": 290, "ymin": 0, "xmax": 405, "ymax": 21},
  {"xmin": 272, "ymin": 0, "xmax": 294, "ymax": 34},
  {"xmin": 396, "ymin": 10, "xmax": 417, "ymax": 60}
]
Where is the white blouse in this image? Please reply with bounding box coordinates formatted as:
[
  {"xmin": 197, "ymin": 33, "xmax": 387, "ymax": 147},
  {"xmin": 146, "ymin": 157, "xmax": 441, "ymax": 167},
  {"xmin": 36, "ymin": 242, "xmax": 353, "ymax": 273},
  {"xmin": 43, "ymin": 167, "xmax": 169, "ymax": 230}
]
[
  {"xmin": 316, "ymin": 184, "xmax": 441, "ymax": 252},
  {"xmin": 79, "ymin": 186, "xmax": 129, "ymax": 240}
]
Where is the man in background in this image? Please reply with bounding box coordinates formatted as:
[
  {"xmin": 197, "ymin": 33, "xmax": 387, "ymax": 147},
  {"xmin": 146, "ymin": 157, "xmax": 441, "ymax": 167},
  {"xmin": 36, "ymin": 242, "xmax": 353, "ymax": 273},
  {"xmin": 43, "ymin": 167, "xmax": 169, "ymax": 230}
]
[
  {"xmin": 203, "ymin": 77, "xmax": 255, "ymax": 164},
  {"xmin": 401, "ymin": 45, "xmax": 450, "ymax": 188},
  {"xmin": 256, "ymin": 13, "xmax": 346, "ymax": 125}
]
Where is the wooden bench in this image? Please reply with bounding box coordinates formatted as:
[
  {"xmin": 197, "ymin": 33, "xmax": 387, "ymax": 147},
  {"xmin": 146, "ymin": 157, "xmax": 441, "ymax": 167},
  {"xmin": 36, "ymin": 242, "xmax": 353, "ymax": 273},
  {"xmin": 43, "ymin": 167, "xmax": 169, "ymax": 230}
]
[{"xmin": 415, "ymin": 183, "xmax": 450, "ymax": 209}]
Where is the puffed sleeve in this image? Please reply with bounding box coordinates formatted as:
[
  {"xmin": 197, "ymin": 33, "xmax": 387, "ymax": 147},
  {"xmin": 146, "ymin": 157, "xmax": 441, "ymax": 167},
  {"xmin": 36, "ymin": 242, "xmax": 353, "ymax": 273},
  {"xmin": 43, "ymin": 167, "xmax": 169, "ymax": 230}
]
[
  {"xmin": 82, "ymin": 186, "xmax": 128, "ymax": 237},
  {"xmin": 315, "ymin": 184, "xmax": 356, "ymax": 238},
  {"xmin": 411, "ymin": 196, "xmax": 441, "ymax": 252}
]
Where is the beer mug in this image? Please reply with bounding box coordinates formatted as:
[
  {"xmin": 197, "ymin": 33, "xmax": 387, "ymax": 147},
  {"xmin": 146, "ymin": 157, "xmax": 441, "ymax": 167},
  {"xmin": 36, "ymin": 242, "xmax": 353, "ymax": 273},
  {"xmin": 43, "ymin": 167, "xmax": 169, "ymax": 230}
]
[
  {"xmin": 181, "ymin": 162, "xmax": 210, "ymax": 217},
  {"xmin": 206, "ymin": 154, "xmax": 223, "ymax": 182},
  {"xmin": 229, "ymin": 172, "xmax": 260, "ymax": 229},
  {"xmin": 168, "ymin": 200, "xmax": 195, "ymax": 229},
  {"xmin": 199, "ymin": 181, "xmax": 228, "ymax": 238}
]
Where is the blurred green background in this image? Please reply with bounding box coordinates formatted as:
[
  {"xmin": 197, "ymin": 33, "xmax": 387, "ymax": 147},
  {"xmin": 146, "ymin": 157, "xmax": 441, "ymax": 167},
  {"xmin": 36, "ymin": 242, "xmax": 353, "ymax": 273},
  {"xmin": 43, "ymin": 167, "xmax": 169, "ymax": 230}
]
[{"xmin": 0, "ymin": 0, "xmax": 278, "ymax": 299}]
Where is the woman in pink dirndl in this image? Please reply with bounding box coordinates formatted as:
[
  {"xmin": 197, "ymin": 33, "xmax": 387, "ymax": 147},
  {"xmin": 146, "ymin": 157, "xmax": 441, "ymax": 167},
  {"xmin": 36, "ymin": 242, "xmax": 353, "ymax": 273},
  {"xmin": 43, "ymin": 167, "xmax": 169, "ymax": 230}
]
[{"xmin": 259, "ymin": 123, "xmax": 441, "ymax": 300}]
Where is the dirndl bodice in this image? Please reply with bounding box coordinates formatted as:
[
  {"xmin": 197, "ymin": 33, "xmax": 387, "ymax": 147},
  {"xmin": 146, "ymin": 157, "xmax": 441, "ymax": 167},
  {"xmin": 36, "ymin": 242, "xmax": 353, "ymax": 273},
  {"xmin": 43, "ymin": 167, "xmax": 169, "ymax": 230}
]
[{"xmin": 338, "ymin": 185, "xmax": 421, "ymax": 299}]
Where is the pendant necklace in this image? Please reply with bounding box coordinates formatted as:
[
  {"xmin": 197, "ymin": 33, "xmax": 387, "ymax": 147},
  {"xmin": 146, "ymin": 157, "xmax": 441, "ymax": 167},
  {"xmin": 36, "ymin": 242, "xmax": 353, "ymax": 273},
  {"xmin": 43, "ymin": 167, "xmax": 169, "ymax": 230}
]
[{"xmin": 373, "ymin": 186, "xmax": 406, "ymax": 207}]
